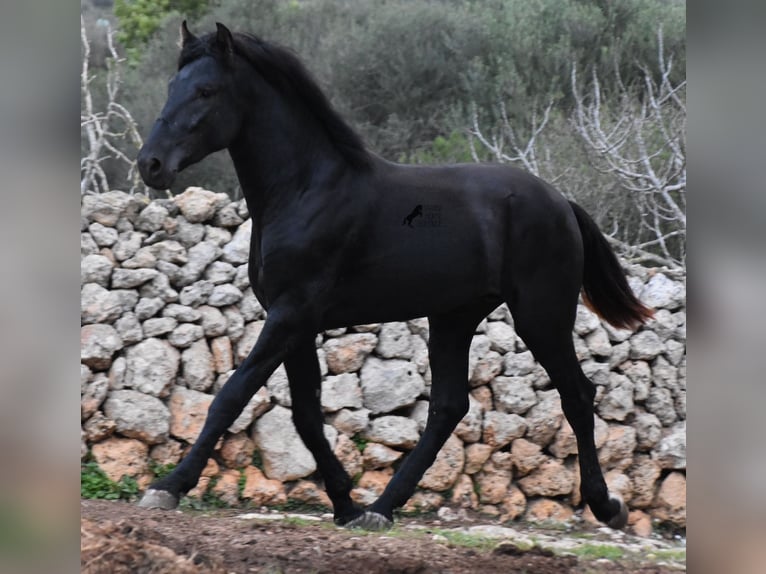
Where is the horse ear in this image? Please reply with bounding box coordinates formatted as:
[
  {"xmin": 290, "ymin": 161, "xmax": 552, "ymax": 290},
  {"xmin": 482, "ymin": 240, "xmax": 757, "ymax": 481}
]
[
  {"xmin": 180, "ymin": 20, "xmax": 198, "ymax": 47},
  {"xmin": 215, "ymin": 22, "xmax": 234, "ymax": 56}
]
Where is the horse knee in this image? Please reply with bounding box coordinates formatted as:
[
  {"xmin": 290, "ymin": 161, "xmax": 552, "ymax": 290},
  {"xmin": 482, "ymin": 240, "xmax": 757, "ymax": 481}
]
[{"xmin": 429, "ymin": 395, "xmax": 469, "ymax": 427}]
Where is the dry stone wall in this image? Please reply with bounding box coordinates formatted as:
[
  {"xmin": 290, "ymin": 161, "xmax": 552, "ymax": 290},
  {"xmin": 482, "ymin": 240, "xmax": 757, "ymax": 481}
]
[{"xmin": 81, "ymin": 188, "xmax": 687, "ymax": 535}]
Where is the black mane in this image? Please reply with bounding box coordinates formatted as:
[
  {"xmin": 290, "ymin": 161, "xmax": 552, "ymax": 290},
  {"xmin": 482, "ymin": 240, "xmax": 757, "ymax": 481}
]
[{"xmin": 179, "ymin": 32, "xmax": 372, "ymax": 170}]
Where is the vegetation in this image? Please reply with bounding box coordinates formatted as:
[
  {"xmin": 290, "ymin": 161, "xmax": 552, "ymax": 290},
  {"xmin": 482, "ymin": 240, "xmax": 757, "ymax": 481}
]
[
  {"xmin": 80, "ymin": 461, "xmax": 141, "ymax": 501},
  {"xmin": 82, "ymin": 0, "xmax": 685, "ymax": 266}
]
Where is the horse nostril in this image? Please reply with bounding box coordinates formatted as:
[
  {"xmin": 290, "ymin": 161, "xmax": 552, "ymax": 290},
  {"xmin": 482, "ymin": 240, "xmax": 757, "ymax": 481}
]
[{"xmin": 148, "ymin": 157, "xmax": 162, "ymax": 175}]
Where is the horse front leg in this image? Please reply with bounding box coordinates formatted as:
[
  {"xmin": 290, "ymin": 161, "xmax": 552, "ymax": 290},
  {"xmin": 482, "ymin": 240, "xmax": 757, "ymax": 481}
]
[
  {"xmin": 284, "ymin": 339, "xmax": 363, "ymax": 524},
  {"xmin": 138, "ymin": 305, "xmax": 312, "ymax": 509}
]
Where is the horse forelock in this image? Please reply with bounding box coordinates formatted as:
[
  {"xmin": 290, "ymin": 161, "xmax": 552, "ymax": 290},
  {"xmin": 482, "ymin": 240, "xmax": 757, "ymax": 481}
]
[{"xmin": 177, "ymin": 30, "xmax": 372, "ymax": 170}]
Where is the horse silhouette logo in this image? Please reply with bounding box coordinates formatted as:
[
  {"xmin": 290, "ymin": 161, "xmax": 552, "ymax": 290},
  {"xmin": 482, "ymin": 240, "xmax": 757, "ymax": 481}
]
[{"xmin": 402, "ymin": 204, "xmax": 423, "ymax": 227}]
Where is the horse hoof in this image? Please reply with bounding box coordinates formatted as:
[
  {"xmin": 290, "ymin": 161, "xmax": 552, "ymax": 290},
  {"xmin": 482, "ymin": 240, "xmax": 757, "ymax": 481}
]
[
  {"xmin": 606, "ymin": 495, "xmax": 629, "ymax": 529},
  {"xmin": 137, "ymin": 489, "xmax": 179, "ymax": 510},
  {"xmin": 344, "ymin": 511, "xmax": 393, "ymax": 531}
]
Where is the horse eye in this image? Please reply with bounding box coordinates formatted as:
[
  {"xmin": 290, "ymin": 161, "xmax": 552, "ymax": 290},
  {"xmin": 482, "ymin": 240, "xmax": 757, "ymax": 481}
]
[{"xmin": 198, "ymin": 87, "xmax": 215, "ymax": 98}]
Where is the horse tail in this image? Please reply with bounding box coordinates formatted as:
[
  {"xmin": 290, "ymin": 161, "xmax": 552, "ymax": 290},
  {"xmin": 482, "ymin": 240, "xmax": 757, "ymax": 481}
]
[{"xmin": 569, "ymin": 201, "xmax": 654, "ymax": 330}]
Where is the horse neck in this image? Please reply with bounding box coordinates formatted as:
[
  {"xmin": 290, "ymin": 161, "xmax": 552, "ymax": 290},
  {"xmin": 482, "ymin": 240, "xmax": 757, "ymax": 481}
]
[{"xmin": 227, "ymin": 91, "xmax": 349, "ymax": 216}]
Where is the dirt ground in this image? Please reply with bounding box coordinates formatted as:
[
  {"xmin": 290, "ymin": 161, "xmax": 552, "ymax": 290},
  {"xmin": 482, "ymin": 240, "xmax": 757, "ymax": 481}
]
[{"xmin": 81, "ymin": 499, "xmax": 684, "ymax": 573}]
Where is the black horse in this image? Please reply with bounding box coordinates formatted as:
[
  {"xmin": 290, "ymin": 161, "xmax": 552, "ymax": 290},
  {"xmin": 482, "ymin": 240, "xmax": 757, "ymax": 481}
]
[{"xmin": 137, "ymin": 22, "xmax": 653, "ymax": 530}]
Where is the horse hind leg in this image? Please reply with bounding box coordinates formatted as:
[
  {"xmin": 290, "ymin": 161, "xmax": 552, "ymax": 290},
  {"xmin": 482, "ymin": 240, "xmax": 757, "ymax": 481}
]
[
  {"xmin": 347, "ymin": 309, "xmax": 481, "ymax": 530},
  {"xmin": 507, "ymin": 281, "xmax": 628, "ymax": 529}
]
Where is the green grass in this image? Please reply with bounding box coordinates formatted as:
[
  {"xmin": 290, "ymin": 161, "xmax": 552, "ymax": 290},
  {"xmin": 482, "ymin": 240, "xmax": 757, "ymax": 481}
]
[
  {"xmin": 567, "ymin": 543, "xmax": 625, "ymax": 561},
  {"xmin": 351, "ymin": 434, "xmax": 369, "ymax": 452},
  {"xmin": 80, "ymin": 461, "xmax": 140, "ymax": 501}
]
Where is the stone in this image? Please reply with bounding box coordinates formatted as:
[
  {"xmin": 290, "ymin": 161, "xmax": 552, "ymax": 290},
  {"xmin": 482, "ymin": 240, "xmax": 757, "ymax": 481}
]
[
  {"xmin": 142, "ymin": 317, "xmax": 177, "ymax": 337},
  {"xmin": 419, "ymin": 434, "xmax": 464, "ymax": 491},
  {"xmin": 139, "ymin": 274, "xmax": 178, "ymax": 303},
  {"xmin": 464, "ymin": 443, "xmax": 493, "ymax": 475},
  {"xmin": 91, "ymin": 437, "xmax": 148, "ymax": 482},
  {"xmin": 597, "ymin": 373, "xmax": 635, "ymax": 422},
  {"xmin": 111, "ymin": 268, "xmax": 159, "ymax": 289},
  {"xmin": 646, "ymin": 387, "xmax": 678, "ymax": 426},
  {"xmin": 162, "ymin": 303, "xmax": 202, "ymax": 323},
  {"xmin": 585, "ymin": 326, "xmax": 612, "ymax": 357},
  {"xmin": 621, "ymin": 360, "xmax": 652, "ymax": 402},
  {"xmin": 224, "ymin": 307, "xmax": 245, "ymax": 341},
  {"xmin": 149, "ymin": 240, "xmax": 187, "ymax": 264},
  {"xmin": 510, "ymin": 438, "xmax": 547, "ymax": 475},
  {"xmin": 108, "ymin": 357, "xmax": 127, "ymax": 390},
  {"xmin": 500, "ymin": 485, "xmax": 527, "ymax": 521},
  {"xmin": 288, "ymin": 481, "xmax": 332, "ymax": 509},
  {"xmin": 81, "ymin": 254, "xmax": 113, "ymax": 287},
  {"xmin": 206, "ymin": 284, "xmax": 243, "ymax": 308},
  {"xmin": 608, "ymin": 341, "xmax": 631, "ymax": 369},
  {"xmin": 228, "ymin": 387, "xmax": 271, "ymax": 434},
  {"xmin": 652, "ymin": 472, "xmax": 686, "ymax": 526},
  {"xmin": 181, "ymin": 339, "xmax": 215, "ymax": 392},
  {"xmin": 221, "ymin": 219, "xmax": 252, "ymax": 264},
  {"xmin": 329, "ymin": 408, "xmax": 370, "ymax": 436},
  {"xmin": 641, "ymin": 273, "xmax": 685, "ymax": 310},
  {"xmin": 503, "ymin": 351, "xmax": 537, "ymax": 376},
  {"xmin": 358, "ymin": 469, "xmax": 394, "ymax": 496},
  {"xmin": 168, "ymin": 323, "xmax": 204, "ymax": 348},
  {"xmin": 211, "ymin": 469, "xmax": 241, "ymax": 506},
  {"xmin": 219, "ymin": 432, "xmax": 256, "ymax": 469},
  {"xmin": 523, "ymin": 390, "xmax": 564, "ymax": 447},
  {"xmin": 168, "ymin": 386, "xmax": 213, "ymax": 443},
  {"xmin": 112, "ymin": 231, "xmax": 144, "ymax": 262},
  {"xmin": 364, "ymin": 416, "xmax": 419, "ymax": 449},
  {"xmin": 238, "ymin": 290, "xmax": 265, "ymax": 322},
  {"xmin": 451, "ymin": 474, "xmax": 479, "ymax": 510},
  {"xmin": 241, "ymin": 466, "xmax": 287, "ymax": 505},
  {"xmin": 252, "ymin": 405, "xmax": 337, "ymax": 481},
  {"xmin": 82, "ymin": 191, "xmax": 142, "ymax": 226},
  {"xmin": 321, "ymin": 373, "xmax": 363, "ymax": 412},
  {"xmin": 628, "ymin": 510, "xmax": 653, "ymax": 537},
  {"xmin": 549, "ymin": 420, "xmax": 578, "ymax": 459},
  {"xmin": 89, "ymin": 222, "xmax": 119, "ymax": 247},
  {"xmin": 83, "ymin": 411, "xmax": 116, "ymax": 442},
  {"xmin": 199, "ymin": 305, "xmax": 228, "ymax": 337},
  {"xmin": 81, "ymin": 324, "xmax": 122, "ymax": 370},
  {"xmin": 179, "ymin": 280, "xmax": 214, "ymax": 307},
  {"xmin": 652, "ymin": 421, "xmax": 686, "ymax": 469},
  {"xmin": 518, "ymin": 459, "xmax": 574, "ymax": 497},
  {"xmin": 213, "ymin": 204, "xmax": 244, "ymax": 227},
  {"xmin": 402, "ymin": 492, "xmax": 443, "ymax": 514},
  {"xmin": 171, "ymin": 217, "xmax": 205, "ymax": 248},
  {"xmin": 468, "ymin": 335, "xmax": 491, "ymax": 381},
  {"xmin": 334, "ymin": 434, "xmax": 364, "ymax": 478},
  {"xmin": 81, "ymin": 363, "xmax": 92, "ymax": 393},
  {"xmin": 375, "ymin": 322, "xmax": 413, "ymax": 359},
  {"xmin": 634, "ymin": 412, "xmax": 663, "ymax": 450},
  {"xmin": 174, "ymin": 187, "xmax": 228, "ymax": 223},
  {"xmin": 475, "ymin": 452, "xmax": 512, "ymax": 504},
  {"xmin": 135, "ymin": 297, "xmax": 165, "ymax": 320},
  {"xmin": 175, "ymin": 242, "xmax": 222, "ymax": 287},
  {"xmin": 630, "ymin": 330, "xmax": 665, "ymax": 360},
  {"xmin": 470, "ymin": 350, "xmax": 503, "ymax": 387},
  {"xmin": 574, "ymin": 304, "xmax": 600, "ymax": 335},
  {"xmin": 409, "ymin": 400, "xmax": 430, "ymax": 432},
  {"xmin": 491, "ymin": 376, "xmax": 538, "ymax": 415},
  {"xmin": 236, "ymin": 321, "xmax": 265, "ymax": 363},
  {"xmin": 598, "ymin": 425, "xmax": 637, "ymax": 470},
  {"xmin": 135, "ymin": 202, "xmax": 168, "ymax": 232},
  {"xmin": 323, "ymin": 334, "xmax": 378, "ymax": 374},
  {"xmin": 123, "ymin": 247, "xmax": 159, "ymax": 270},
  {"xmin": 360, "ymin": 357, "xmax": 424, "ymax": 414},
  {"xmin": 482, "ymin": 412, "xmax": 527, "ymax": 449},
  {"xmin": 454, "ymin": 394, "xmax": 483, "ymax": 443},
  {"xmin": 485, "ymin": 321, "xmax": 517, "ymax": 353},
  {"xmin": 81, "ymin": 232, "xmax": 98, "ymax": 257},
  {"xmin": 204, "ymin": 225, "xmax": 233, "ymax": 247},
  {"xmin": 149, "ymin": 440, "xmax": 184, "ymax": 466},
  {"xmin": 81, "ymin": 374, "xmax": 109, "ymax": 421},
  {"xmin": 470, "ymin": 385, "xmax": 493, "ymax": 413},
  {"xmin": 628, "ymin": 456, "xmax": 662, "ymax": 508},
  {"xmin": 211, "ymin": 336, "xmax": 234, "ymax": 374},
  {"xmin": 525, "ymin": 500, "xmax": 574, "ymax": 523},
  {"xmin": 362, "ymin": 443, "xmax": 403, "ymax": 469},
  {"xmin": 103, "ymin": 390, "xmax": 170, "ymax": 444},
  {"xmin": 266, "ymin": 365, "xmax": 291, "ymax": 407},
  {"xmin": 81, "ymin": 283, "xmax": 122, "ymax": 324}
]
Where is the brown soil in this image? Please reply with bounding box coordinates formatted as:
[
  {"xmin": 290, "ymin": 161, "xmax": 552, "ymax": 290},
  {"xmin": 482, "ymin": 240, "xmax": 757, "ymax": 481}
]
[{"xmin": 81, "ymin": 500, "xmax": 682, "ymax": 573}]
